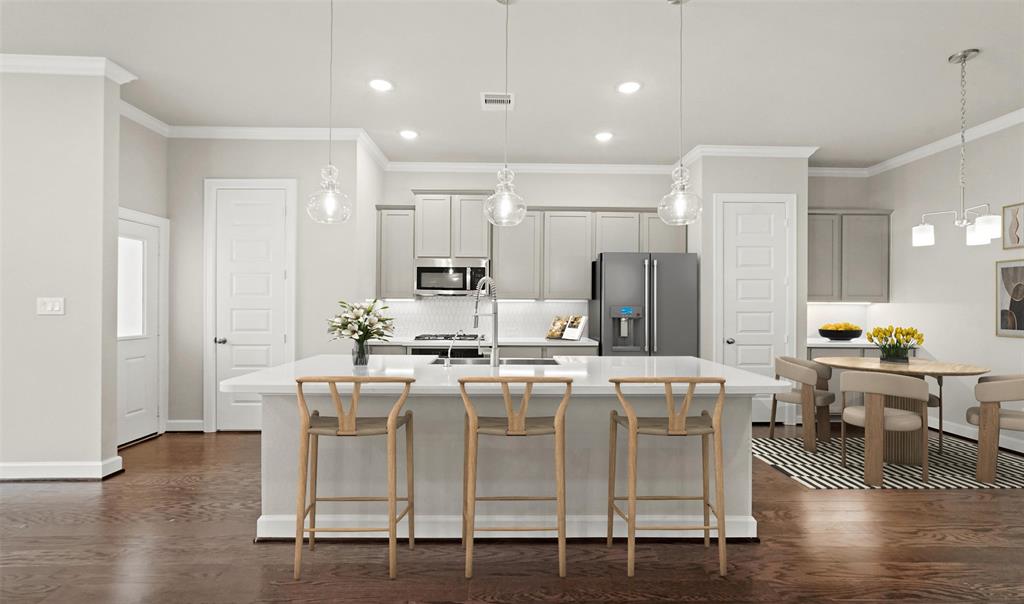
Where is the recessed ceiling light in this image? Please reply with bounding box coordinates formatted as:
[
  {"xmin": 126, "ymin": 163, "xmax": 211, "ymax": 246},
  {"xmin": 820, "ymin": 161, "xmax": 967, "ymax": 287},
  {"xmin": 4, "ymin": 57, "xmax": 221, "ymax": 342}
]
[
  {"xmin": 369, "ymin": 79, "xmax": 394, "ymax": 92},
  {"xmin": 399, "ymin": 130, "xmax": 418, "ymax": 140},
  {"xmin": 617, "ymin": 81, "xmax": 642, "ymax": 95},
  {"xmin": 595, "ymin": 131, "xmax": 614, "ymax": 143}
]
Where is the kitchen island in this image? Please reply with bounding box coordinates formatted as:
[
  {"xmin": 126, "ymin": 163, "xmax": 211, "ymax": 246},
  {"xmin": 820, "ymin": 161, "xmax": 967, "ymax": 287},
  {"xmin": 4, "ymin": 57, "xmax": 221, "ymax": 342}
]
[{"xmin": 220, "ymin": 354, "xmax": 788, "ymax": 540}]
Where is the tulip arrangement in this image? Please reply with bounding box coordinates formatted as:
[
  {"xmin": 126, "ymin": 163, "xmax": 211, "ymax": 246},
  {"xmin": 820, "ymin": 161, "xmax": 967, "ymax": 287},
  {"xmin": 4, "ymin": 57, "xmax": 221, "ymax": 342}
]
[
  {"xmin": 328, "ymin": 299, "xmax": 394, "ymax": 365},
  {"xmin": 866, "ymin": 325, "xmax": 924, "ymax": 363}
]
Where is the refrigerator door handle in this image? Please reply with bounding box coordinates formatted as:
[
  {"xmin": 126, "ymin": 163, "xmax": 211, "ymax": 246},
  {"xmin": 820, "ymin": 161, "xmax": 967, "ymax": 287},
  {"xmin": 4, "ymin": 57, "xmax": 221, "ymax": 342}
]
[
  {"xmin": 652, "ymin": 258, "xmax": 658, "ymax": 353},
  {"xmin": 643, "ymin": 258, "xmax": 650, "ymax": 353}
]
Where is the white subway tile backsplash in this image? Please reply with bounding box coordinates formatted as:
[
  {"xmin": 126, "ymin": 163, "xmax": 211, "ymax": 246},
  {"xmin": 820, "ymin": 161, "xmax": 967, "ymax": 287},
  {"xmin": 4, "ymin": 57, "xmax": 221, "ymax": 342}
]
[{"xmin": 382, "ymin": 298, "xmax": 588, "ymax": 339}]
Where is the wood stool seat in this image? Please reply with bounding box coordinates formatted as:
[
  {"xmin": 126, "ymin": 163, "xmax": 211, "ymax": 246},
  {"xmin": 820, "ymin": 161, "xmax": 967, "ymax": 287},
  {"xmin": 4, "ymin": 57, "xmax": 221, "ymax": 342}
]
[
  {"xmin": 307, "ymin": 413, "xmax": 409, "ymax": 437},
  {"xmin": 612, "ymin": 413, "xmax": 715, "ymax": 436},
  {"xmin": 477, "ymin": 415, "xmax": 556, "ymax": 436}
]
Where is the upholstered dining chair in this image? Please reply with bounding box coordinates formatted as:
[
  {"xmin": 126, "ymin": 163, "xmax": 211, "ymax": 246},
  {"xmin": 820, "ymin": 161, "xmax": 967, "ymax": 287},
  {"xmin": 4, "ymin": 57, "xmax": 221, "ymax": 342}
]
[
  {"xmin": 839, "ymin": 370, "xmax": 930, "ymax": 484},
  {"xmin": 968, "ymin": 375, "xmax": 1024, "ymax": 483},
  {"xmin": 771, "ymin": 357, "xmax": 835, "ymax": 452}
]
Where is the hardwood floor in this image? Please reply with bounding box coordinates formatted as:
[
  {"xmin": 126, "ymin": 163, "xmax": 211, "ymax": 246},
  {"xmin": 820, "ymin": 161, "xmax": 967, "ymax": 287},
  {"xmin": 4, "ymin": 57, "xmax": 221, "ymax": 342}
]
[{"xmin": 2, "ymin": 426, "xmax": 1023, "ymax": 603}]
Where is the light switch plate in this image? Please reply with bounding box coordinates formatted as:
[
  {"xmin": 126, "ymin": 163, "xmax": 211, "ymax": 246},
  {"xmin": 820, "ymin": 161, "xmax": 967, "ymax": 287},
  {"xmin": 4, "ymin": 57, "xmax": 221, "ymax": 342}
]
[{"xmin": 36, "ymin": 297, "xmax": 65, "ymax": 315}]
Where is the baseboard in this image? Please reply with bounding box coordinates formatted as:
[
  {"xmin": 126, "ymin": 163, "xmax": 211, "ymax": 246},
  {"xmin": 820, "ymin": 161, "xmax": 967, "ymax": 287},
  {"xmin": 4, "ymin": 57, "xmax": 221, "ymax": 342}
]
[
  {"xmin": 929, "ymin": 416, "xmax": 1024, "ymax": 454},
  {"xmin": 165, "ymin": 419, "xmax": 205, "ymax": 432},
  {"xmin": 256, "ymin": 513, "xmax": 757, "ymax": 540},
  {"xmin": 0, "ymin": 455, "xmax": 123, "ymax": 480}
]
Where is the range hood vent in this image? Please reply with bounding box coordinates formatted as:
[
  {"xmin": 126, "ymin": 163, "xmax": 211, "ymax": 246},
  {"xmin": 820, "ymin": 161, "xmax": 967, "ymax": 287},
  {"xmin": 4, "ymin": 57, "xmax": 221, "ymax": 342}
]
[{"xmin": 481, "ymin": 92, "xmax": 514, "ymax": 111}]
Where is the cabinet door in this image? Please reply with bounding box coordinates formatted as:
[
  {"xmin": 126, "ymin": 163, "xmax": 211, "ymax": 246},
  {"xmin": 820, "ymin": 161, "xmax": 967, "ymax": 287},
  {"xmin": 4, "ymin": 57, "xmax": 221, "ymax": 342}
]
[
  {"xmin": 640, "ymin": 212, "xmax": 687, "ymax": 253},
  {"xmin": 594, "ymin": 212, "xmax": 640, "ymax": 255},
  {"xmin": 807, "ymin": 213, "xmax": 842, "ymax": 301},
  {"xmin": 452, "ymin": 195, "xmax": 490, "ymax": 258},
  {"xmin": 414, "ymin": 195, "xmax": 452, "ymax": 258},
  {"xmin": 378, "ymin": 209, "xmax": 415, "ymax": 298},
  {"xmin": 841, "ymin": 214, "xmax": 889, "ymax": 302},
  {"xmin": 543, "ymin": 211, "xmax": 593, "ymax": 299},
  {"xmin": 492, "ymin": 210, "xmax": 542, "ymax": 299}
]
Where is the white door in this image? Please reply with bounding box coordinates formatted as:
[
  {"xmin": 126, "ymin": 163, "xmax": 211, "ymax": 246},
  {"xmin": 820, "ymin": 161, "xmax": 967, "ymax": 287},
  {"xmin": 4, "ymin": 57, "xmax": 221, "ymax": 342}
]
[
  {"xmin": 117, "ymin": 220, "xmax": 161, "ymax": 444},
  {"xmin": 214, "ymin": 187, "xmax": 289, "ymax": 430},
  {"xmin": 722, "ymin": 200, "xmax": 793, "ymax": 422}
]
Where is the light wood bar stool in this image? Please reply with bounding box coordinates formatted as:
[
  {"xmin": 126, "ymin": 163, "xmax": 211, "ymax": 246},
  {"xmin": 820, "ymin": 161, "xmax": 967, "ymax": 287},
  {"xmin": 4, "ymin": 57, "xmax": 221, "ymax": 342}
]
[
  {"xmin": 771, "ymin": 356, "xmax": 835, "ymax": 451},
  {"xmin": 607, "ymin": 377, "xmax": 728, "ymax": 577},
  {"xmin": 839, "ymin": 371, "xmax": 929, "ymax": 485},
  {"xmin": 459, "ymin": 376, "xmax": 573, "ymax": 579},
  {"xmin": 293, "ymin": 376, "xmax": 415, "ymax": 580},
  {"xmin": 968, "ymin": 375, "xmax": 1024, "ymax": 483}
]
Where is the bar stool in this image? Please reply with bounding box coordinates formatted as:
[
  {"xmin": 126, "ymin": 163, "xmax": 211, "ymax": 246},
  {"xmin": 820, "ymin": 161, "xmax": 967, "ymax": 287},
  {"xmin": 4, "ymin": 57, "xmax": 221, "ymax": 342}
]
[
  {"xmin": 607, "ymin": 377, "xmax": 728, "ymax": 577},
  {"xmin": 293, "ymin": 376, "xmax": 415, "ymax": 580},
  {"xmin": 459, "ymin": 376, "xmax": 574, "ymax": 579},
  {"xmin": 771, "ymin": 356, "xmax": 835, "ymax": 451},
  {"xmin": 968, "ymin": 375, "xmax": 1024, "ymax": 483}
]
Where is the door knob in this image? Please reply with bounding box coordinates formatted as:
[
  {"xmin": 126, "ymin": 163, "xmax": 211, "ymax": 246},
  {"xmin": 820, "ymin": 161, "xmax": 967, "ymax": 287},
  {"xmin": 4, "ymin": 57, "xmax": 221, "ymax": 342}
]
[
  {"xmin": 725, "ymin": 338, "xmax": 736, "ymax": 345},
  {"xmin": 214, "ymin": 337, "xmax": 228, "ymax": 344}
]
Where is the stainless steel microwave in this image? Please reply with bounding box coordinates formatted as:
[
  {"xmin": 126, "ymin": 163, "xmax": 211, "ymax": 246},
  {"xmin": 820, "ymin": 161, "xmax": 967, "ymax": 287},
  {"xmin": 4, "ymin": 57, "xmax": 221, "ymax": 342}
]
[{"xmin": 414, "ymin": 259, "xmax": 489, "ymax": 296}]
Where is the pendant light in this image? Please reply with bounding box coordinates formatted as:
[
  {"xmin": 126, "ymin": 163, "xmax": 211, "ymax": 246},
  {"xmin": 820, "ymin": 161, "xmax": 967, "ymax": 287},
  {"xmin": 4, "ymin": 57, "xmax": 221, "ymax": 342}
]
[
  {"xmin": 483, "ymin": 0, "xmax": 527, "ymax": 227},
  {"xmin": 911, "ymin": 49, "xmax": 1001, "ymax": 246},
  {"xmin": 657, "ymin": 0, "xmax": 702, "ymax": 227},
  {"xmin": 306, "ymin": 0, "xmax": 352, "ymax": 224}
]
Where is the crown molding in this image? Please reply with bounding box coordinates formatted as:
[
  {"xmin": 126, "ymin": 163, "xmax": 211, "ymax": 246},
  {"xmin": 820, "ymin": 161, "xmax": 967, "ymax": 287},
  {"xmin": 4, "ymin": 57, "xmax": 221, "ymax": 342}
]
[
  {"xmin": 808, "ymin": 167, "xmax": 871, "ymax": 178},
  {"xmin": 0, "ymin": 54, "xmax": 137, "ymax": 85},
  {"xmin": 681, "ymin": 145, "xmax": 819, "ymax": 167},
  {"xmin": 166, "ymin": 125, "xmax": 369, "ymax": 141},
  {"xmin": 119, "ymin": 101, "xmax": 171, "ymax": 137},
  {"xmin": 384, "ymin": 161, "xmax": 672, "ymax": 175},
  {"xmin": 356, "ymin": 131, "xmax": 389, "ymax": 169}
]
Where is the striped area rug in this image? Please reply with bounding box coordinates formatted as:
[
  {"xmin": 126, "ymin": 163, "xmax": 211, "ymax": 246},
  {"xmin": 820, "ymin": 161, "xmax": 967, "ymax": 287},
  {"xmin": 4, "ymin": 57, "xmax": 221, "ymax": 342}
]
[{"xmin": 752, "ymin": 433, "xmax": 1024, "ymax": 489}]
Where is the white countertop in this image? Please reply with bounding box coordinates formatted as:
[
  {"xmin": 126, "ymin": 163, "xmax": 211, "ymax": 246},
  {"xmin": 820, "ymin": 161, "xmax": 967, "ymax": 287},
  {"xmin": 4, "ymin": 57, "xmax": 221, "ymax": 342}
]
[
  {"xmin": 220, "ymin": 354, "xmax": 790, "ymax": 396},
  {"xmin": 378, "ymin": 336, "xmax": 599, "ymax": 348},
  {"xmin": 807, "ymin": 337, "xmax": 874, "ymax": 349}
]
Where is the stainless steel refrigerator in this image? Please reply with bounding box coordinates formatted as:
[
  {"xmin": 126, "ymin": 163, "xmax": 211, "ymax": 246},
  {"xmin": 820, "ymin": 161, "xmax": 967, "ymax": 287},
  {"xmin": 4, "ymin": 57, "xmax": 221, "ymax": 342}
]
[{"xmin": 589, "ymin": 252, "xmax": 699, "ymax": 356}]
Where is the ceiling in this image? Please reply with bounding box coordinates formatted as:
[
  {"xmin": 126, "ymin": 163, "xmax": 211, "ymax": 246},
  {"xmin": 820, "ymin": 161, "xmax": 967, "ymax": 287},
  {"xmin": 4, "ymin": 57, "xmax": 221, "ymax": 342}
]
[{"xmin": 2, "ymin": 0, "xmax": 1022, "ymax": 167}]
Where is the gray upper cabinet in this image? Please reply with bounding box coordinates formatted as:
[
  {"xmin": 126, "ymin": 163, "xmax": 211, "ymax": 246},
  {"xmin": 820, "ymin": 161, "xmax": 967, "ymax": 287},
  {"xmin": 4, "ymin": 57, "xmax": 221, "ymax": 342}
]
[
  {"xmin": 492, "ymin": 211, "xmax": 543, "ymax": 299},
  {"xmin": 594, "ymin": 212, "xmax": 640, "ymax": 255},
  {"xmin": 841, "ymin": 214, "xmax": 890, "ymax": 302},
  {"xmin": 808, "ymin": 210, "xmax": 890, "ymax": 302},
  {"xmin": 543, "ymin": 211, "xmax": 593, "ymax": 299},
  {"xmin": 640, "ymin": 212, "xmax": 687, "ymax": 253},
  {"xmin": 378, "ymin": 209, "xmax": 415, "ymax": 298},
  {"xmin": 452, "ymin": 195, "xmax": 490, "ymax": 258},
  {"xmin": 808, "ymin": 213, "xmax": 842, "ymax": 301},
  {"xmin": 414, "ymin": 195, "xmax": 452, "ymax": 258}
]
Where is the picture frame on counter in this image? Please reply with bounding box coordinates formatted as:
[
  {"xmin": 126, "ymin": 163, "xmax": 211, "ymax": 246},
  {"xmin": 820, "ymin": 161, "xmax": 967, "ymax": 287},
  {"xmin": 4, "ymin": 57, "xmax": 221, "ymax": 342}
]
[
  {"xmin": 1003, "ymin": 202, "xmax": 1023, "ymax": 250},
  {"xmin": 997, "ymin": 258, "xmax": 1024, "ymax": 338}
]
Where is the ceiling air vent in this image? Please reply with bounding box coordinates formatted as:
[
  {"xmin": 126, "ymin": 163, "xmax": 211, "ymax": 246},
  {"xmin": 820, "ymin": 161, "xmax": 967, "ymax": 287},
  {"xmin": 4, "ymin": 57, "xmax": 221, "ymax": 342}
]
[{"xmin": 481, "ymin": 92, "xmax": 514, "ymax": 111}]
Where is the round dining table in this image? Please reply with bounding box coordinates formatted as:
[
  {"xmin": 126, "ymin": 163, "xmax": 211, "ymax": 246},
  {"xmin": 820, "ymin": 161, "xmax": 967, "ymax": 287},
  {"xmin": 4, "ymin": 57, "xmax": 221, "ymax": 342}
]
[{"xmin": 814, "ymin": 357, "xmax": 989, "ymax": 486}]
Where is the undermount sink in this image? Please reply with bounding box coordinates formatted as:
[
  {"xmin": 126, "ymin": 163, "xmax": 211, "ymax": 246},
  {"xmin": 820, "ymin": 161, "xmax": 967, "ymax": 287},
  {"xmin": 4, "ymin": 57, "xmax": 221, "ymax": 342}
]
[{"xmin": 430, "ymin": 358, "xmax": 560, "ymax": 366}]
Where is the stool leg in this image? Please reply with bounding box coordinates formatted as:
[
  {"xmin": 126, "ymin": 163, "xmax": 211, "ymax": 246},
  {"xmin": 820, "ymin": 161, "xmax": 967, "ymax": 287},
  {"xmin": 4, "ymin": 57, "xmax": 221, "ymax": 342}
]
[
  {"xmin": 626, "ymin": 427, "xmax": 638, "ymax": 578},
  {"xmin": 701, "ymin": 434, "xmax": 710, "ymax": 547},
  {"xmin": 769, "ymin": 396, "xmax": 777, "ymax": 439},
  {"xmin": 464, "ymin": 427, "xmax": 479, "ymax": 579},
  {"xmin": 713, "ymin": 428, "xmax": 727, "ymax": 577},
  {"xmin": 308, "ymin": 434, "xmax": 318, "ymax": 551},
  {"xmin": 841, "ymin": 420, "xmax": 847, "ymax": 467},
  {"xmin": 816, "ymin": 406, "xmax": 831, "ymax": 444},
  {"xmin": 387, "ymin": 428, "xmax": 398, "ymax": 579},
  {"xmin": 556, "ymin": 420, "xmax": 567, "ymax": 578},
  {"xmin": 405, "ymin": 411, "xmax": 415, "ymax": 550},
  {"xmin": 606, "ymin": 411, "xmax": 617, "ymax": 547},
  {"xmin": 293, "ymin": 431, "xmax": 310, "ymax": 580},
  {"xmin": 938, "ymin": 376, "xmax": 944, "ymax": 454},
  {"xmin": 462, "ymin": 414, "xmax": 469, "ymax": 547}
]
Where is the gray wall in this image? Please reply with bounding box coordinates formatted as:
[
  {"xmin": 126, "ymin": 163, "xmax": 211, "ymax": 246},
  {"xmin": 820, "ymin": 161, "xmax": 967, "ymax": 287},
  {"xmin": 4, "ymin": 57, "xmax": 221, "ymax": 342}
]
[
  {"xmin": 809, "ymin": 175, "xmax": 869, "ymax": 209},
  {"xmin": 0, "ymin": 73, "xmax": 121, "ymax": 472},
  {"xmin": 119, "ymin": 116, "xmax": 168, "ymax": 217}
]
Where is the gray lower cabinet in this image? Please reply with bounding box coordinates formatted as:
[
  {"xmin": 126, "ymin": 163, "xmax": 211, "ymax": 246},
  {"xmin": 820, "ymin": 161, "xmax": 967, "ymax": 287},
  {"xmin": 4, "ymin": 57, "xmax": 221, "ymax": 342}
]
[
  {"xmin": 368, "ymin": 345, "xmax": 407, "ymax": 355},
  {"xmin": 808, "ymin": 213, "xmax": 842, "ymax": 301},
  {"xmin": 492, "ymin": 211, "xmax": 543, "ymax": 299},
  {"xmin": 378, "ymin": 209, "xmax": 415, "ymax": 298},
  {"xmin": 808, "ymin": 210, "xmax": 890, "ymax": 302},
  {"xmin": 594, "ymin": 212, "xmax": 640, "ymax": 254},
  {"xmin": 640, "ymin": 212, "xmax": 687, "ymax": 253},
  {"xmin": 543, "ymin": 211, "xmax": 593, "ymax": 299},
  {"xmin": 499, "ymin": 346, "xmax": 544, "ymax": 358}
]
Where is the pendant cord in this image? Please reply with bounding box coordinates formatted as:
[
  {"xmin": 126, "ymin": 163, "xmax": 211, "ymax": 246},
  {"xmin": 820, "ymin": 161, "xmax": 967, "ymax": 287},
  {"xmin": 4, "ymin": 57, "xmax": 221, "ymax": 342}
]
[
  {"xmin": 328, "ymin": 0, "xmax": 334, "ymax": 167},
  {"xmin": 503, "ymin": 0, "xmax": 510, "ymax": 170},
  {"xmin": 958, "ymin": 56, "xmax": 967, "ymax": 211},
  {"xmin": 677, "ymin": 0, "xmax": 683, "ymax": 168}
]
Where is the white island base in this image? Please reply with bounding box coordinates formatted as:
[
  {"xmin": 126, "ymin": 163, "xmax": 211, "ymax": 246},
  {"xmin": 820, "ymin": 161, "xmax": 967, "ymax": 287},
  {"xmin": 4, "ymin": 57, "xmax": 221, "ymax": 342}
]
[{"xmin": 219, "ymin": 355, "xmax": 789, "ymax": 541}]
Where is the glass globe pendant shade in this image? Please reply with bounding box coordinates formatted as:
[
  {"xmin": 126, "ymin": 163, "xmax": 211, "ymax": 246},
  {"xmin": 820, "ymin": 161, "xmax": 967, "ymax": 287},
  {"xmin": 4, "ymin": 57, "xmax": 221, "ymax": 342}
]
[
  {"xmin": 911, "ymin": 223, "xmax": 935, "ymax": 247},
  {"xmin": 965, "ymin": 222, "xmax": 989, "ymax": 246},
  {"xmin": 306, "ymin": 165, "xmax": 352, "ymax": 224},
  {"xmin": 975, "ymin": 213, "xmax": 1002, "ymax": 240},
  {"xmin": 658, "ymin": 166, "xmax": 702, "ymax": 226},
  {"xmin": 484, "ymin": 168, "xmax": 527, "ymax": 227}
]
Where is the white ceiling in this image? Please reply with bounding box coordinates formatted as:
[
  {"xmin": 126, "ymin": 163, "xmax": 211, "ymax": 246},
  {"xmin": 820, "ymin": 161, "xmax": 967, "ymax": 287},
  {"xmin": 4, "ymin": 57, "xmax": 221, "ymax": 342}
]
[{"xmin": 2, "ymin": 0, "xmax": 1022, "ymax": 167}]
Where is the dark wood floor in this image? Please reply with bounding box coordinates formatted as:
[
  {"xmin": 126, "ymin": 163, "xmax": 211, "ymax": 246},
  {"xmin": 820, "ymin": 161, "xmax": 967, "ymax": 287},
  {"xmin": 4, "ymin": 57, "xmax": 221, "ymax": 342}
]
[{"xmin": 2, "ymin": 426, "xmax": 1023, "ymax": 603}]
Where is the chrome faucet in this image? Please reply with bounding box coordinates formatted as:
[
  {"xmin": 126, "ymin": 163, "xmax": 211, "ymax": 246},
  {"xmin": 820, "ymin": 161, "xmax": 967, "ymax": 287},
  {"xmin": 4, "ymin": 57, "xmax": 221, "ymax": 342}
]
[
  {"xmin": 473, "ymin": 276, "xmax": 499, "ymax": 367},
  {"xmin": 444, "ymin": 330, "xmax": 465, "ymax": 368}
]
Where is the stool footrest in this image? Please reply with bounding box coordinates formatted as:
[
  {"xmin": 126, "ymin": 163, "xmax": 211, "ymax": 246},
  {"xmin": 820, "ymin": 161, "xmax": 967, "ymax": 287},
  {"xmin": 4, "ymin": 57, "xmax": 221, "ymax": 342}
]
[
  {"xmin": 613, "ymin": 495, "xmax": 704, "ymax": 501},
  {"xmin": 475, "ymin": 495, "xmax": 556, "ymax": 501},
  {"xmin": 473, "ymin": 526, "xmax": 557, "ymax": 532},
  {"xmin": 316, "ymin": 496, "xmax": 408, "ymax": 502},
  {"xmin": 304, "ymin": 527, "xmax": 389, "ymax": 533}
]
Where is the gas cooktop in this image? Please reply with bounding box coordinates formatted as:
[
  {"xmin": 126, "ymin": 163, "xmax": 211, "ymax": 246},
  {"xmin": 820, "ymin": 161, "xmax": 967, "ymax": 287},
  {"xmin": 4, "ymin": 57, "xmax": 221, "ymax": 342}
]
[{"xmin": 413, "ymin": 333, "xmax": 482, "ymax": 341}]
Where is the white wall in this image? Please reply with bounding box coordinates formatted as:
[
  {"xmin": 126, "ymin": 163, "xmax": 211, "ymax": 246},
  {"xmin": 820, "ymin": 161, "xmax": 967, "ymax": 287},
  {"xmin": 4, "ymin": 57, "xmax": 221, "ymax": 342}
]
[
  {"xmin": 866, "ymin": 123, "xmax": 1024, "ymax": 450},
  {"xmin": 119, "ymin": 116, "xmax": 168, "ymax": 217},
  {"xmin": 0, "ymin": 73, "xmax": 122, "ymax": 478},
  {"xmin": 809, "ymin": 175, "xmax": 869, "ymax": 209}
]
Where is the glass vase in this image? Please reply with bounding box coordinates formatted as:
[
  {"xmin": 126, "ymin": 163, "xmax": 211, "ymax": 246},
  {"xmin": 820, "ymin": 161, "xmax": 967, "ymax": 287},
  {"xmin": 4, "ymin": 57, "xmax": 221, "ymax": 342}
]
[
  {"xmin": 352, "ymin": 341, "xmax": 369, "ymax": 366},
  {"xmin": 880, "ymin": 348, "xmax": 910, "ymax": 363}
]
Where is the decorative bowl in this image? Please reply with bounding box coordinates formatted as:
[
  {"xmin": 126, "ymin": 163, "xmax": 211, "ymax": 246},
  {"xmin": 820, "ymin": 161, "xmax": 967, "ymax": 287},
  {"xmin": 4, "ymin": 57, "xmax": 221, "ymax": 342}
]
[{"xmin": 818, "ymin": 328, "xmax": 862, "ymax": 341}]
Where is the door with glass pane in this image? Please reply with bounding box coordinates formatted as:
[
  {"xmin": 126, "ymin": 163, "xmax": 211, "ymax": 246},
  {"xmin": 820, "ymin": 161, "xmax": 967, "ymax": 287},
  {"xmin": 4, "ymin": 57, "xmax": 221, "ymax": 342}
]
[{"xmin": 117, "ymin": 219, "xmax": 161, "ymax": 444}]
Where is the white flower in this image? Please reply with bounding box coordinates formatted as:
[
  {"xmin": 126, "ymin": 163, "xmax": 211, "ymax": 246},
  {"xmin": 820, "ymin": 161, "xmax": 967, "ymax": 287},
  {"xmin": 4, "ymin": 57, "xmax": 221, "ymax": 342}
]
[
  {"xmin": 353, "ymin": 308, "xmax": 364, "ymax": 318},
  {"xmin": 368, "ymin": 316, "xmax": 378, "ymax": 325}
]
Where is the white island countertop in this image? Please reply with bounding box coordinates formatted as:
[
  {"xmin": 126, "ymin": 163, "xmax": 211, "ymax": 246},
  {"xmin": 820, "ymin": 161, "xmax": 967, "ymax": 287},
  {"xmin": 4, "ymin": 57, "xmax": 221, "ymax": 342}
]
[
  {"xmin": 220, "ymin": 354, "xmax": 789, "ymax": 396},
  {"xmin": 377, "ymin": 336, "xmax": 600, "ymax": 348}
]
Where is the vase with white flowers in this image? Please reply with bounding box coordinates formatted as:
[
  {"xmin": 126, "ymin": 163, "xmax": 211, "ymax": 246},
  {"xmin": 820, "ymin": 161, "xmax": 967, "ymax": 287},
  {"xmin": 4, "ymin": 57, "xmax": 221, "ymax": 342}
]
[{"xmin": 327, "ymin": 299, "xmax": 394, "ymax": 366}]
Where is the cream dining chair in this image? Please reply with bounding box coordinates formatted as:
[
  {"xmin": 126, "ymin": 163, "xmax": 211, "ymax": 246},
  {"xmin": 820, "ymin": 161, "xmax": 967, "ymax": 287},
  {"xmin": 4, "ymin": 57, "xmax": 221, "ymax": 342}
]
[
  {"xmin": 968, "ymin": 375, "xmax": 1024, "ymax": 483},
  {"xmin": 771, "ymin": 357, "xmax": 835, "ymax": 452}
]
